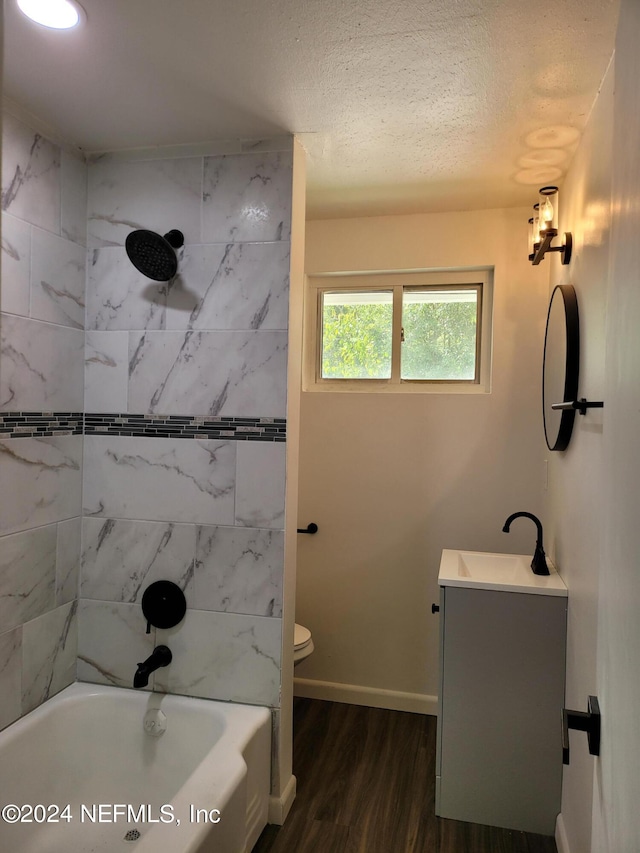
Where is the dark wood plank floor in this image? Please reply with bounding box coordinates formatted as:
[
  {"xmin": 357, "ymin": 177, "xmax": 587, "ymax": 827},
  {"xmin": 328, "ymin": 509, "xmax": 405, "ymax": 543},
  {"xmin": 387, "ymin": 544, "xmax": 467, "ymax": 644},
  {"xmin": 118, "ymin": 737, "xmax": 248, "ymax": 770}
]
[{"xmin": 252, "ymin": 699, "xmax": 558, "ymax": 853}]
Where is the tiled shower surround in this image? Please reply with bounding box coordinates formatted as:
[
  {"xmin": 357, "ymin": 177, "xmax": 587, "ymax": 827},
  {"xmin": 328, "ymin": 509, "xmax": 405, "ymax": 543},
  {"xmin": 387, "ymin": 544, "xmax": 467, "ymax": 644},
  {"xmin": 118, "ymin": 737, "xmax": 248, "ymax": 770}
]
[
  {"xmin": 1, "ymin": 111, "xmax": 293, "ymax": 731},
  {"xmin": 0, "ymin": 112, "xmax": 86, "ymax": 729}
]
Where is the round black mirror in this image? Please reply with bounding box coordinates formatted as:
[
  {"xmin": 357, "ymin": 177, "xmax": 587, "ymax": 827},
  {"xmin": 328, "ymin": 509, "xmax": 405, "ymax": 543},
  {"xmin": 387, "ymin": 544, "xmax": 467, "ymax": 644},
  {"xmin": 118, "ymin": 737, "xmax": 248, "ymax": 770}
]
[{"xmin": 542, "ymin": 284, "xmax": 580, "ymax": 451}]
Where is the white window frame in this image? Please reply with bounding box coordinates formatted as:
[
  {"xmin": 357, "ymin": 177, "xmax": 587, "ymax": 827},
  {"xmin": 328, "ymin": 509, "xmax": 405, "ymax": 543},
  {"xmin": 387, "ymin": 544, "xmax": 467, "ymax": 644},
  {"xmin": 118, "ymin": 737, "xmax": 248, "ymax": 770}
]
[{"xmin": 303, "ymin": 268, "xmax": 493, "ymax": 394}]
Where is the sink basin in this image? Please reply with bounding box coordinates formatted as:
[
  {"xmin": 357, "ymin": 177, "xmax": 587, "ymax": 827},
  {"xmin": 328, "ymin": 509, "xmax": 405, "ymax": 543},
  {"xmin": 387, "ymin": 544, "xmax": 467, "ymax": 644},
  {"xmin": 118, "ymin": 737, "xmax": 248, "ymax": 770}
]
[
  {"xmin": 458, "ymin": 551, "xmax": 529, "ymax": 580},
  {"xmin": 438, "ymin": 549, "xmax": 567, "ymax": 596}
]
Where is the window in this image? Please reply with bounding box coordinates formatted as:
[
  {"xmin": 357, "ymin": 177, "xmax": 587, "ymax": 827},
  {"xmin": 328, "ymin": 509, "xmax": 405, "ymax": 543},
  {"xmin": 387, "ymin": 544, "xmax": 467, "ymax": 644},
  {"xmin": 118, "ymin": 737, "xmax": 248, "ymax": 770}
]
[
  {"xmin": 400, "ymin": 287, "xmax": 480, "ymax": 381},
  {"xmin": 321, "ymin": 290, "xmax": 393, "ymax": 379},
  {"xmin": 305, "ymin": 269, "xmax": 492, "ymax": 393}
]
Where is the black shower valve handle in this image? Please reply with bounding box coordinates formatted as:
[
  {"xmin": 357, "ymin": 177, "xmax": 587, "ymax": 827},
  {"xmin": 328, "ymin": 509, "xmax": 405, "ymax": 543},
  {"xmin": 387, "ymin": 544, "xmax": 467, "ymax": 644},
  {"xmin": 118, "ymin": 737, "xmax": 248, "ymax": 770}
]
[{"xmin": 141, "ymin": 581, "xmax": 187, "ymax": 632}]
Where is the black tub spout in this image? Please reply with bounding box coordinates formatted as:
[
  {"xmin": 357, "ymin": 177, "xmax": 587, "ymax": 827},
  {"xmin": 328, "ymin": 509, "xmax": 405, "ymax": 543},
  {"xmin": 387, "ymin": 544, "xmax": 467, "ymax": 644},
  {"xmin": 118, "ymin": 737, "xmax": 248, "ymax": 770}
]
[
  {"xmin": 502, "ymin": 511, "xmax": 550, "ymax": 576},
  {"xmin": 134, "ymin": 645, "xmax": 172, "ymax": 688}
]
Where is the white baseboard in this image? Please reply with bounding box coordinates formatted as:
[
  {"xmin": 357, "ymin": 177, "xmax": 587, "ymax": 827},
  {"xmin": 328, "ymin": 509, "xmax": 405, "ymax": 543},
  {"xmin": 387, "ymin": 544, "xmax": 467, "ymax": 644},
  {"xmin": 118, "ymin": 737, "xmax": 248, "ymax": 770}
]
[
  {"xmin": 293, "ymin": 677, "xmax": 438, "ymax": 716},
  {"xmin": 268, "ymin": 773, "xmax": 296, "ymax": 825},
  {"xmin": 555, "ymin": 813, "xmax": 571, "ymax": 853}
]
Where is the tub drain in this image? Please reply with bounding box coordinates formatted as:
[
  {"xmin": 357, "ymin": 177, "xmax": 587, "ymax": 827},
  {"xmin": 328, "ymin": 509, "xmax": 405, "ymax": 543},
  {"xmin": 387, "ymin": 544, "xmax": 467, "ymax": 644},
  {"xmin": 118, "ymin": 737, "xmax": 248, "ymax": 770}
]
[{"xmin": 124, "ymin": 829, "xmax": 141, "ymax": 842}]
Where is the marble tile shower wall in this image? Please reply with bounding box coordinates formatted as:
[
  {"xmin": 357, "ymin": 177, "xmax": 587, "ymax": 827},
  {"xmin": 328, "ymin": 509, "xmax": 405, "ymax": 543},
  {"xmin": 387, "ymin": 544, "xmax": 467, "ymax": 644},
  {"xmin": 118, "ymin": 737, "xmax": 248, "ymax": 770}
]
[
  {"xmin": 0, "ymin": 112, "xmax": 86, "ymax": 730},
  {"xmin": 79, "ymin": 144, "xmax": 293, "ymax": 710}
]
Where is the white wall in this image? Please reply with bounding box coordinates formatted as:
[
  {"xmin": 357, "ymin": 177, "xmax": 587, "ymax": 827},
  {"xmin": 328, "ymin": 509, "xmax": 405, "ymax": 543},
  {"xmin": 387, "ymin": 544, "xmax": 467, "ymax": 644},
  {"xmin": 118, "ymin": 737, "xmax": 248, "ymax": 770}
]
[
  {"xmin": 297, "ymin": 207, "xmax": 549, "ymax": 708},
  {"xmin": 547, "ymin": 1, "xmax": 640, "ymax": 850},
  {"xmin": 545, "ymin": 58, "xmax": 613, "ymax": 853},
  {"xmin": 594, "ymin": 0, "xmax": 640, "ymax": 847}
]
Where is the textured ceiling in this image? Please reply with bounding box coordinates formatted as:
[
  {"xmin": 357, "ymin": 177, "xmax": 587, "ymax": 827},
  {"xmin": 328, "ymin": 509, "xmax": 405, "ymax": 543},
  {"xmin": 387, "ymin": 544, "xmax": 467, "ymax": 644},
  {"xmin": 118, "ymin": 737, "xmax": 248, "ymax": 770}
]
[{"xmin": 3, "ymin": 0, "xmax": 619, "ymax": 219}]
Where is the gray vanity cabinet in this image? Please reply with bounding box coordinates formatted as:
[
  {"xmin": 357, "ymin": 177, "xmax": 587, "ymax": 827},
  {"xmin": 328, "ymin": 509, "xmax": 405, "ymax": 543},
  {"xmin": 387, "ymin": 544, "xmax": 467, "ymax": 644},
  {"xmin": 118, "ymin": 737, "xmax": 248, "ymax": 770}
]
[{"xmin": 435, "ymin": 584, "xmax": 567, "ymax": 836}]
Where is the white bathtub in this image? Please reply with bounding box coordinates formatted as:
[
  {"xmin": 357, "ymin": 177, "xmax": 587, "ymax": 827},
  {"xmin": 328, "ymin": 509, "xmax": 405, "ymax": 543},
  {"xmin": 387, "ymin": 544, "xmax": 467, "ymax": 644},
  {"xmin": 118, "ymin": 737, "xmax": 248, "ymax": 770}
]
[{"xmin": 0, "ymin": 683, "xmax": 271, "ymax": 853}]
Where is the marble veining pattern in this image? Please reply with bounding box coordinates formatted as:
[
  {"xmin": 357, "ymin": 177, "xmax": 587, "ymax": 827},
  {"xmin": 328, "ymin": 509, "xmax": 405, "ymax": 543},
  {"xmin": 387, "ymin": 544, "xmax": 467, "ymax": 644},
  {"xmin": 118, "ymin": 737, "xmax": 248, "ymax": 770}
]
[
  {"xmin": 87, "ymin": 247, "xmax": 167, "ymax": 331},
  {"xmin": 56, "ymin": 517, "xmax": 81, "ymax": 606},
  {"xmin": 0, "ymin": 314, "xmax": 84, "ymax": 412},
  {"xmin": 85, "ymin": 331, "xmax": 129, "ymax": 413},
  {"xmin": 0, "ymin": 628, "xmax": 22, "ymax": 731},
  {"xmin": 60, "ymin": 149, "xmax": 88, "ymax": 247},
  {"xmin": 81, "ymin": 518, "xmax": 195, "ymax": 605},
  {"xmin": 235, "ymin": 441, "xmax": 286, "ymax": 528},
  {"xmin": 67, "ymin": 142, "xmax": 293, "ymax": 717},
  {"xmin": 1, "ymin": 212, "xmax": 30, "ymax": 317},
  {"xmin": 30, "ymin": 229, "xmax": 86, "ymax": 329},
  {"xmin": 128, "ymin": 330, "xmax": 288, "ymax": 417},
  {"xmin": 83, "ymin": 436, "xmax": 236, "ymax": 524},
  {"xmin": 77, "ymin": 599, "xmax": 153, "ymax": 689},
  {"xmin": 166, "ymin": 242, "xmax": 290, "ymax": 331},
  {"xmin": 202, "ymin": 152, "xmax": 292, "ymax": 243},
  {"xmin": 0, "ymin": 526, "xmax": 56, "ymax": 633},
  {"xmin": 1, "ymin": 112, "xmax": 60, "ymax": 234},
  {"xmin": 0, "ymin": 436, "xmax": 82, "ymax": 536},
  {"xmin": 195, "ymin": 526, "xmax": 284, "ymax": 617},
  {"xmin": 22, "ymin": 600, "xmax": 77, "ymax": 714},
  {"xmin": 87, "ymin": 156, "xmax": 202, "ymax": 248},
  {"xmin": 155, "ymin": 609, "xmax": 282, "ymax": 706}
]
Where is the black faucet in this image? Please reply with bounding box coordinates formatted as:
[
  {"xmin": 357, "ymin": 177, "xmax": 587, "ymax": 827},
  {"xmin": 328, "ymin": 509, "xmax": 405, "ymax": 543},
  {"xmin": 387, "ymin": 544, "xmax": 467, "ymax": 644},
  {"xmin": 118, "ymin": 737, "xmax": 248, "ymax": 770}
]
[
  {"xmin": 502, "ymin": 511, "xmax": 550, "ymax": 576},
  {"xmin": 134, "ymin": 645, "xmax": 172, "ymax": 688}
]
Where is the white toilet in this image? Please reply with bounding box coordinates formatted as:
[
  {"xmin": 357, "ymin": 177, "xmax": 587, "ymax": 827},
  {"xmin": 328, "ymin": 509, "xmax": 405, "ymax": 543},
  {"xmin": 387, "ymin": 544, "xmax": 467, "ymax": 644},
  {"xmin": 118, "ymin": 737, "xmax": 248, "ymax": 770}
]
[{"xmin": 294, "ymin": 623, "xmax": 314, "ymax": 665}]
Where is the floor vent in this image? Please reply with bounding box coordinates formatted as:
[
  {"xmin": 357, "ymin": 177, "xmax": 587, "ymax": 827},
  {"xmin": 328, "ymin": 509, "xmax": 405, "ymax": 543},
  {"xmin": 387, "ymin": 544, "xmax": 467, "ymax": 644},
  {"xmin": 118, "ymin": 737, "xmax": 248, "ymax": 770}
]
[{"xmin": 124, "ymin": 829, "xmax": 141, "ymax": 841}]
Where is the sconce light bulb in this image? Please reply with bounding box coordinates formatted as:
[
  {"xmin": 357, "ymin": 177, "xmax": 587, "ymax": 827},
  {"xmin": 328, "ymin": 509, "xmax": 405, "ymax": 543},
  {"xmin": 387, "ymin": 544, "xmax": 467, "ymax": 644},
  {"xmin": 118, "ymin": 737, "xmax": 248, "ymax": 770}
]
[
  {"xmin": 540, "ymin": 197, "xmax": 554, "ymax": 230},
  {"xmin": 538, "ymin": 186, "xmax": 559, "ymax": 234}
]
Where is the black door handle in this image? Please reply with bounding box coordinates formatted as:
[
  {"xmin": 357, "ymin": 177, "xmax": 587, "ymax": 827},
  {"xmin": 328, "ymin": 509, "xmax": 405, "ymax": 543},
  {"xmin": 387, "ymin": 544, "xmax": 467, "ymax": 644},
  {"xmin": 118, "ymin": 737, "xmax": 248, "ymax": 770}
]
[
  {"xmin": 562, "ymin": 695, "xmax": 600, "ymax": 764},
  {"xmin": 297, "ymin": 523, "xmax": 318, "ymax": 534}
]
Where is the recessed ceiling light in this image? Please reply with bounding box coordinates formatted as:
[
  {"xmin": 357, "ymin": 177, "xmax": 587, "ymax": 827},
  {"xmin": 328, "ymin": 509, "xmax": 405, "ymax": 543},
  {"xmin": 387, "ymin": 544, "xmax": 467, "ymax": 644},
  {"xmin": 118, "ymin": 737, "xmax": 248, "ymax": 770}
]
[{"xmin": 17, "ymin": 0, "xmax": 85, "ymax": 29}]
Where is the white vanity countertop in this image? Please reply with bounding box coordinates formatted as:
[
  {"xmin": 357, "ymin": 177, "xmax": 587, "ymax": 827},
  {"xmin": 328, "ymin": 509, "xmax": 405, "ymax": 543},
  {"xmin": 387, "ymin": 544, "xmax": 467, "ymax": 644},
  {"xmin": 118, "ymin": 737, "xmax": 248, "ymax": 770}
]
[{"xmin": 438, "ymin": 549, "xmax": 568, "ymax": 596}]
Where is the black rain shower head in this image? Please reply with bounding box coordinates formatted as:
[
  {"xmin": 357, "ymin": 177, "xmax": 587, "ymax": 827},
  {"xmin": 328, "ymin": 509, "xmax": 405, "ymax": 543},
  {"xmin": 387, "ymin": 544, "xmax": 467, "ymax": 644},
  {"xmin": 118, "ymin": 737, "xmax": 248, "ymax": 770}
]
[{"xmin": 125, "ymin": 229, "xmax": 184, "ymax": 281}]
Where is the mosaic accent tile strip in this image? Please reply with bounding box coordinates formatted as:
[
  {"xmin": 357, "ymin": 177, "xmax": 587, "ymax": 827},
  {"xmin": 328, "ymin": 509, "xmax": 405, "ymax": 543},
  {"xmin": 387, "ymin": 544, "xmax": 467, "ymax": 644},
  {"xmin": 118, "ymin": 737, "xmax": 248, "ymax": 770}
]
[
  {"xmin": 0, "ymin": 413, "xmax": 83, "ymax": 439},
  {"xmin": 85, "ymin": 414, "xmax": 286, "ymax": 441},
  {"xmin": 0, "ymin": 413, "xmax": 286, "ymax": 441}
]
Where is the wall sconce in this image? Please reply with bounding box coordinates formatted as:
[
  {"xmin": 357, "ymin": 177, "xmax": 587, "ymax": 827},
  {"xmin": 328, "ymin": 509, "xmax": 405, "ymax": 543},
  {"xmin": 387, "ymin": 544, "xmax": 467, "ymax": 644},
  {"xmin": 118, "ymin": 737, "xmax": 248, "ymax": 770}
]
[{"xmin": 529, "ymin": 186, "xmax": 572, "ymax": 266}]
